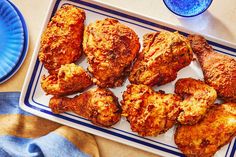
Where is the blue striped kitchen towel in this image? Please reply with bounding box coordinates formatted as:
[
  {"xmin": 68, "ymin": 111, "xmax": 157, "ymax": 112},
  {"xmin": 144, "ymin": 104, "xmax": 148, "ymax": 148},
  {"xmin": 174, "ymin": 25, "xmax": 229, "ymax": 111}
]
[{"xmin": 0, "ymin": 92, "xmax": 99, "ymax": 157}]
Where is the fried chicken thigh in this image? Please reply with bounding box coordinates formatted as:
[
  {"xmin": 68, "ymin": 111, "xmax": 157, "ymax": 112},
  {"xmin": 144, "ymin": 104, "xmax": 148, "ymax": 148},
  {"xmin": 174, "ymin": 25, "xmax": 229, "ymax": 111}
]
[
  {"xmin": 175, "ymin": 78, "xmax": 217, "ymax": 125},
  {"xmin": 188, "ymin": 35, "xmax": 236, "ymax": 102},
  {"xmin": 175, "ymin": 102, "xmax": 236, "ymax": 157},
  {"xmin": 121, "ymin": 84, "xmax": 181, "ymax": 136},
  {"xmin": 129, "ymin": 31, "xmax": 193, "ymax": 86},
  {"xmin": 41, "ymin": 63, "xmax": 92, "ymax": 96},
  {"xmin": 83, "ymin": 18, "xmax": 140, "ymax": 88},
  {"xmin": 39, "ymin": 5, "xmax": 85, "ymax": 74},
  {"xmin": 49, "ymin": 88, "xmax": 121, "ymax": 127}
]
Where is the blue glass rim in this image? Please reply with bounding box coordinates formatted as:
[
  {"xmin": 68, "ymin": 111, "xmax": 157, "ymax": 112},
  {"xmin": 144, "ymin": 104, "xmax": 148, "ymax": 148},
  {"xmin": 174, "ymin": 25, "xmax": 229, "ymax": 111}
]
[
  {"xmin": 163, "ymin": 0, "xmax": 213, "ymax": 17},
  {"xmin": 0, "ymin": 1, "xmax": 29, "ymax": 84}
]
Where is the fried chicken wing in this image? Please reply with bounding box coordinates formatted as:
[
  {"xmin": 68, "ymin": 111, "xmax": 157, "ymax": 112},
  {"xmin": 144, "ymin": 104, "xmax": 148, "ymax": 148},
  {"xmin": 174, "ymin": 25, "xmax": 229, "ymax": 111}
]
[
  {"xmin": 49, "ymin": 88, "xmax": 121, "ymax": 127},
  {"xmin": 39, "ymin": 5, "xmax": 85, "ymax": 74},
  {"xmin": 83, "ymin": 18, "xmax": 140, "ymax": 88},
  {"xmin": 175, "ymin": 102, "xmax": 236, "ymax": 157},
  {"xmin": 121, "ymin": 84, "xmax": 181, "ymax": 136},
  {"xmin": 129, "ymin": 31, "xmax": 193, "ymax": 86},
  {"xmin": 41, "ymin": 63, "xmax": 92, "ymax": 96},
  {"xmin": 175, "ymin": 78, "xmax": 217, "ymax": 125},
  {"xmin": 188, "ymin": 35, "xmax": 236, "ymax": 102}
]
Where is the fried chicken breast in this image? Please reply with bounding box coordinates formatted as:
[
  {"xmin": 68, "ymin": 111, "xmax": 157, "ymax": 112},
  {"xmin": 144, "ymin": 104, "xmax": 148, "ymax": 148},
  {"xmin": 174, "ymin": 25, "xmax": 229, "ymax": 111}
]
[
  {"xmin": 121, "ymin": 84, "xmax": 181, "ymax": 136},
  {"xmin": 188, "ymin": 35, "xmax": 236, "ymax": 102},
  {"xmin": 175, "ymin": 102, "xmax": 236, "ymax": 157},
  {"xmin": 41, "ymin": 63, "xmax": 92, "ymax": 96},
  {"xmin": 83, "ymin": 18, "xmax": 140, "ymax": 88},
  {"xmin": 49, "ymin": 88, "xmax": 121, "ymax": 127},
  {"xmin": 129, "ymin": 31, "xmax": 193, "ymax": 86},
  {"xmin": 175, "ymin": 78, "xmax": 217, "ymax": 125},
  {"xmin": 39, "ymin": 5, "xmax": 85, "ymax": 74}
]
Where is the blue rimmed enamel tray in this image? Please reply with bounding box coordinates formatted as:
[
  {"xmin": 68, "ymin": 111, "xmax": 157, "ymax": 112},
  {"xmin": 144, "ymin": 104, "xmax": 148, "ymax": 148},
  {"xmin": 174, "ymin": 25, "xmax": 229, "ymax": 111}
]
[
  {"xmin": 20, "ymin": 0, "xmax": 236, "ymax": 156},
  {"xmin": 0, "ymin": 0, "xmax": 28, "ymax": 84}
]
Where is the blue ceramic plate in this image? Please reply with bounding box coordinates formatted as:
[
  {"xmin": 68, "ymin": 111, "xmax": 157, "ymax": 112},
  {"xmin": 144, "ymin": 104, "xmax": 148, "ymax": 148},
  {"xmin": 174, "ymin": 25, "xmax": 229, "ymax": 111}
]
[{"xmin": 0, "ymin": 0, "xmax": 28, "ymax": 83}]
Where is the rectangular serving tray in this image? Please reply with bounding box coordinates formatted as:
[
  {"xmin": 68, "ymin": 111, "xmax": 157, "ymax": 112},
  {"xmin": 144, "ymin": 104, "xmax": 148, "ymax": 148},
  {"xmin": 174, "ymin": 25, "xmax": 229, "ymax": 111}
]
[{"xmin": 20, "ymin": 0, "xmax": 236, "ymax": 156}]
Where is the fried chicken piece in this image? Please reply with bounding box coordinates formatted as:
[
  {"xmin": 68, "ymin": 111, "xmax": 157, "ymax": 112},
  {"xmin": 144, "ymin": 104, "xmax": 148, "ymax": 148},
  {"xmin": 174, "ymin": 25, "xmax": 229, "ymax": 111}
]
[
  {"xmin": 175, "ymin": 102, "xmax": 236, "ymax": 157},
  {"xmin": 121, "ymin": 84, "xmax": 181, "ymax": 136},
  {"xmin": 188, "ymin": 35, "xmax": 236, "ymax": 102},
  {"xmin": 41, "ymin": 63, "xmax": 92, "ymax": 96},
  {"xmin": 49, "ymin": 88, "xmax": 121, "ymax": 127},
  {"xmin": 175, "ymin": 78, "xmax": 217, "ymax": 125},
  {"xmin": 39, "ymin": 5, "xmax": 85, "ymax": 74},
  {"xmin": 129, "ymin": 31, "xmax": 193, "ymax": 86},
  {"xmin": 83, "ymin": 18, "xmax": 140, "ymax": 88}
]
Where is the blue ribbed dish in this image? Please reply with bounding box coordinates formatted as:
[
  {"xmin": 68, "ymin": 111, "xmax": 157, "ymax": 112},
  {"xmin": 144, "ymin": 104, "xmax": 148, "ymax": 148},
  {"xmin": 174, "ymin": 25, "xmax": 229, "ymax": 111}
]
[
  {"xmin": 0, "ymin": 0, "xmax": 27, "ymax": 83},
  {"xmin": 163, "ymin": 0, "xmax": 213, "ymax": 17}
]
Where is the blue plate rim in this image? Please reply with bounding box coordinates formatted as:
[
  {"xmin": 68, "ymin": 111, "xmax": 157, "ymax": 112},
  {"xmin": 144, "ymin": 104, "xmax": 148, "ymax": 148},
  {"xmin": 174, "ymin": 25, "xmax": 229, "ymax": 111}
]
[
  {"xmin": 0, "ymin": 1, "xmax": 29, "ymax": 84},
  {"xmin": 0, "ymin": 0, "xmax": 24, "ymax": 81}
]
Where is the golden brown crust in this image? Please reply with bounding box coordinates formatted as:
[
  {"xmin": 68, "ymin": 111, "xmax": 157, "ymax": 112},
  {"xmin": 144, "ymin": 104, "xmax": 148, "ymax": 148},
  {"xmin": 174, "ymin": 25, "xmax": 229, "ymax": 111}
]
[
  {"xmin": 38, "ymin": 5, "xmax": 85, "ymax": 73},
  {"xmin": 41, "ymin": 63, "xmax": 92, "ymax": 96},
  {"xmin": 175, "ymin": 78, "xmax": 217, "ymax": 125},
  {"xmin": 175, "ymin": 103, "xmax": 236, "ymax": 157},
  {"xmin": 83, "ymin": 18, "xmax": 140, "ymax": 88},
  {"xmin": 129, "ymin": 31, "xmax": 193, "ymax": 86},
  {"xmin": 188, "ymin": 35, "xmax": 236, "ymax": 102},
  {"xmin": 121, "ymin": 84, "xmax": 181, "ymax": 136},
  {"xmin": 49, "ymin": 88, "xmax": 121, "ymax": 127}
]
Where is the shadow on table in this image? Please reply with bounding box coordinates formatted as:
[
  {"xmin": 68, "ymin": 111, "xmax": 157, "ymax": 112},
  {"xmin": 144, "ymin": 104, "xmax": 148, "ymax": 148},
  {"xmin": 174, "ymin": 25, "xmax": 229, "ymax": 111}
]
[{"xmin": 177, "ymin": 11, "xmax": 234, "ymax": 41}]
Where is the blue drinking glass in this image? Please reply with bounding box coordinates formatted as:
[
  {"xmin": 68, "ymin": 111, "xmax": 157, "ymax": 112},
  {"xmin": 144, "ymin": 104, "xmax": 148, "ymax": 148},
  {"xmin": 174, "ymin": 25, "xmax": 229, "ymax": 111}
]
[{"xmin": 163, "ymin": 0, "xmax": 213, "ymax": 17}]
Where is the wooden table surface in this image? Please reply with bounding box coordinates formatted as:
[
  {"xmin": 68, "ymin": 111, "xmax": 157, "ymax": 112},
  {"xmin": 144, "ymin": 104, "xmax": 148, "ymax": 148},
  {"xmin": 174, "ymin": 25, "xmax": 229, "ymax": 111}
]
[{"xmin": 1, "ymin": 0, "xmax": 236, "ymax": 157}]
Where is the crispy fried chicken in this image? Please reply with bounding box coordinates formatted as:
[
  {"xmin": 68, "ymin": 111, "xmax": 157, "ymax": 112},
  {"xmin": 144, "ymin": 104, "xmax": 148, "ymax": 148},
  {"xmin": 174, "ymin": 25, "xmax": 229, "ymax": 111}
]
[
  {"xmin": 39, "ymin": 5, "xmax": 85, "ymax": 74},
  {"xmin": 175, "ymin": 78, "xmax": 217, "ymax": 125},
  {"xmin": 175, "ymin": 102, "xmax": 236, "ymax": 157},
  {"xmin": 129, "ymin": 31, "xmax": 193, "ymax": 86},
  {"xmin": 49, "ymin": 88, "xmax": 121, "ymax": 127},
  {"xmin": 188, "ymin": 35, "xmax": 236, "ymax": 102},
  {"xmin": 121, "ymin": 84, "xmax": 181, "ymax": 136},
  {"xmin": 83, "ymin": 18, "xmax": 140, "ymax": 88},
  {"xmin": 41, "ymin": 63, "xmax": 92, "ymax": 96}
]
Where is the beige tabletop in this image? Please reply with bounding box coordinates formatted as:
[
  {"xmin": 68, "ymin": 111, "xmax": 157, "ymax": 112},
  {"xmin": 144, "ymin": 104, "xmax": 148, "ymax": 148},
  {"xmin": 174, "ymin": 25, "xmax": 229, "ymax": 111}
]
[{"xmin": 1, "ymin": 0, "xmax": 236, "ymax": 157}]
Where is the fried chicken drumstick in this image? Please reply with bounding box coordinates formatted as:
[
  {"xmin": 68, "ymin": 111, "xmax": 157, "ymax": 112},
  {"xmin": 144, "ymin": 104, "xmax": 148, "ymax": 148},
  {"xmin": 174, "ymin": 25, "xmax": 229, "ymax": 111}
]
[
  {"xmin": 175, "ymin": 102, "xmax": 236, "ymax": 157},
  {"xmin": 129, "ymin": 31, "xmax": 193, "ymax": 86},
  {"xmin": 41, "ymin": 63, "xmax": 92, "ymax": 96},
  {"xmin": 121, "ymin": 84, "xmax": 181, "ymax": 136},
  {"xmin": 49, "ymin": 88, "xmax": 121, "ymax": 127},
  {"xmin": 188, "ymin": 35, "xmax": 236, "ymax": 102},
  {"xmin": 175, "ymin": 78, "xmax": 217, "ymax": 125},
  {"xmin": 83, "ymin": 18, "xmax": 140, "ymax": 88},
  {"xmin": 39, "ymin": 5, "xmax": 85, "ymax": 74}
]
